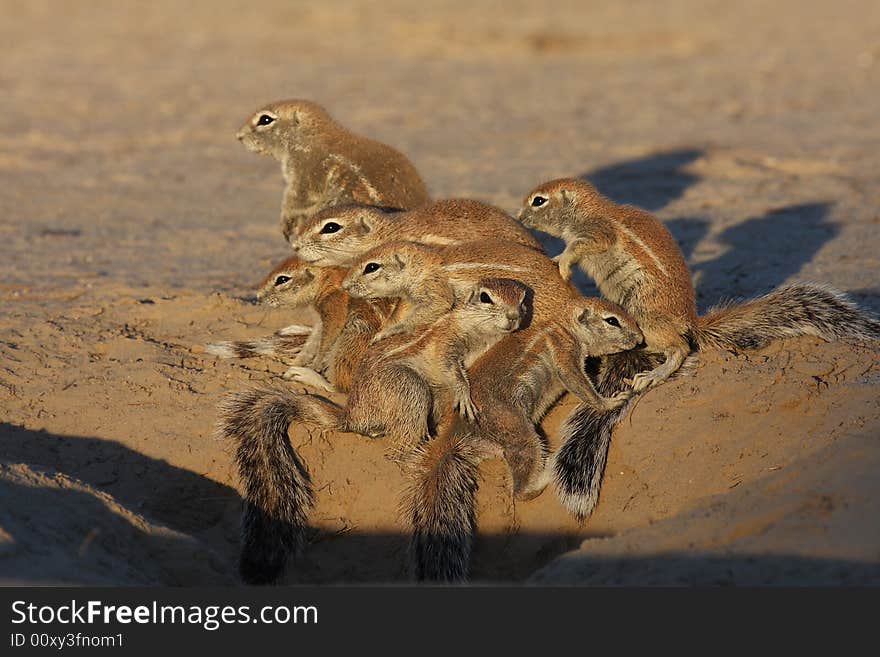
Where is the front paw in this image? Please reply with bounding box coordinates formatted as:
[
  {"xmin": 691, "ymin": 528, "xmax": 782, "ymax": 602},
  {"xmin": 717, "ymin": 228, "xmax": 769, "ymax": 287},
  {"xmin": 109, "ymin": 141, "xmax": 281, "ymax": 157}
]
[
  {"xmin": 628, "ymin": 372, "xmax": 657, "ymax": 393},
  {"xmin": 282, "ymin": 366, "xmax": 335, "ymax": 393},
  {"xmin": 555, "ymin": 261, "xmax": 572, "ymax": 281},
  {"xmin": 602, "ymin": 390, "xmax": 632, "ymax": 411},
  {"xmin": 455, "ymin": 394, "xmax": 479, "ymax": 422},
  {"xmin": 289, "ymin": 353, "xmax": 313, "ymax": 367},
  {"xmin": 276, "ymin": 324, "xmax": 312, "ymax": 337}
]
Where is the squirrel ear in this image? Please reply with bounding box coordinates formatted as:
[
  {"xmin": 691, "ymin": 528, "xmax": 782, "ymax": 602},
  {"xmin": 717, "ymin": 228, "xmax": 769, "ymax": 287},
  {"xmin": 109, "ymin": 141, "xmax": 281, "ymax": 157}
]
[
  {"xmin": 392, "ymin": 253, "xmax": 406, "ymax": 269},
  {"xmin": 358, "ymin": 215, "xmax": 372, "ymax": 233},
  {"xmin": 576, "ymin": 308, "xmax": 592, "ymax": 325},
  {"xmin": 302, "ymin": 267, "xmax": 315, "ymax": 281},
  {"xmin": 561, "ymin": 189, "xmax": 574, "ymax": 206}
]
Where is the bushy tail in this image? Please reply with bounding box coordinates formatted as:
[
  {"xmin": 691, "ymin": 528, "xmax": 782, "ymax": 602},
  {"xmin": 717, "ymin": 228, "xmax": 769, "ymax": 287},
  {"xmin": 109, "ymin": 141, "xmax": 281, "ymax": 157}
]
[
  {"xmin": 206, "ymin": 325, "xmax": 311, "ymax": 362},
  {"xmin": 405, "ymin": 432, "xmax": 485, "ymax": 583},
  {"xmin": 553, "ymin": 350, "xmax": 660, "ymax": 520},
  {"xmin": 218, "ymin": 386, "xmax": 343, "ymax": 584},
  {"xmin": 693, "ymin": 282, "xmax": 880, "ymax": 351}
]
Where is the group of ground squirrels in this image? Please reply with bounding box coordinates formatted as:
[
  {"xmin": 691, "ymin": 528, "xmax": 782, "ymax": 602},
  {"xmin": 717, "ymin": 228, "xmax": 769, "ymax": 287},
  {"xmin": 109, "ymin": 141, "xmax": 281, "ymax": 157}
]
[{"xmin": 210, "ymin": 99, "xmax": 880, "ymax": 585}]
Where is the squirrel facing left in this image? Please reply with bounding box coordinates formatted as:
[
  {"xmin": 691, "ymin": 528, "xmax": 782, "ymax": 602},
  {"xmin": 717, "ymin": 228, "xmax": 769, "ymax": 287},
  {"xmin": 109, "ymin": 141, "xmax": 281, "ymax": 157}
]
[
  {"xmin": 517, "ymin": 177, "xmax": 880, "ymax": 520},
  {"xmin": 206, "ymin": 256, "xmax": 392, "ymax": 393},
  {"xmin": 237, "ymin": 99, "xmax": 429, "ymax": 240}
]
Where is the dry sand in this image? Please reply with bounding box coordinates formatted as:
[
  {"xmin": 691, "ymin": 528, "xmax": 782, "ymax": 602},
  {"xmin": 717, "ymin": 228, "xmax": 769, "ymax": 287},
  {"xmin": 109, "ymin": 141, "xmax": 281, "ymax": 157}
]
[{"xmin": 1, "ymin": 0, "xmax": 878, "ymax": 585}]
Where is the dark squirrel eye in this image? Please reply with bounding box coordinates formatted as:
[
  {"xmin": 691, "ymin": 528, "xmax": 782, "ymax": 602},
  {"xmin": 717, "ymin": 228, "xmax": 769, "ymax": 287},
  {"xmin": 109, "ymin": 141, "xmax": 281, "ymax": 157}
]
[
  {"xmin": 531, "ymin": 196, "xmax": 547, "ymax": 207},
  {"xmin": 363, "ymin": 262, "xmax": 381, "ymax": 274},
  {"xmin": 604, "ymin": 316, "xmax": 621, "ymax": 327},
  {"xmin": 257, "ymin": 114, "xmax": 275, "ymax": 126},
  {"xmin": 275, "ymin": 275, "xmax": 291, "ymax": 286},
  {"xmin": 479, "ymin": 291, "xmax": 493, "ymax": 304},
  {"xmin": 320, "ymin": 222, "xmax": 341, "ymax": 234}
]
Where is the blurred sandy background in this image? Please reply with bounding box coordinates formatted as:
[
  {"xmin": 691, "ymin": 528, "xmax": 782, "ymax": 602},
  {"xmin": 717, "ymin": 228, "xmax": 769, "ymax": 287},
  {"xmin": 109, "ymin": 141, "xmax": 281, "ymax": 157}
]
[{"xmin": 1, "ymin": 0, "xmax": 878, "ymax": 584}]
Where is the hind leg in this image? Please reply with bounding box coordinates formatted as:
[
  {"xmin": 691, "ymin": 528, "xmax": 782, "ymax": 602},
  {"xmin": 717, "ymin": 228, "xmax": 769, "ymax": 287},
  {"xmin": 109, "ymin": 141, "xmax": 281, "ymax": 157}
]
[
  {"xmin": 345, "ymin": 364, "xmax": 432, "ymax": 453},
  {"xmin": 480, "ymin": 409, "xmax": 549, "ymax": 501},
  {"xmin": 626, "ymin": 321, "xmax": 690, "ymax": 392}
]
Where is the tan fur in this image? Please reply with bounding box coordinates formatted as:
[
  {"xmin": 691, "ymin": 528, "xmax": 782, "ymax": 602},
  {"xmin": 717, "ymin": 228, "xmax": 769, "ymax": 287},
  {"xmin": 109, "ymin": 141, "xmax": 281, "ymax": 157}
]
[
  {"xmin": 339, "ymin": 237, "xmax": 643, "ymax": 487},
  {"xmin": 237, "ymin": 99, "xmax": 429, "ymax": 239},
  {"xmin": 342, "ymin": 241, "xmax": 455, "ymax": 341},
  {"xmin": 246, "ymin": 256, "xmax": 392, "ymax": 392},
  {"xmin": 404, "ymin": 293, "xmax": 643, "ymax": 582},
  {"xmin": 289, "ymin": 199, "xmax": 542, "ymax": 266},
  {"xmin": 518, "ymin": 178, "xmax": 696, "ymax": 392},
  {"xmin": 346, "ymin": 277, "xmax": 528, "ymax": 448}
]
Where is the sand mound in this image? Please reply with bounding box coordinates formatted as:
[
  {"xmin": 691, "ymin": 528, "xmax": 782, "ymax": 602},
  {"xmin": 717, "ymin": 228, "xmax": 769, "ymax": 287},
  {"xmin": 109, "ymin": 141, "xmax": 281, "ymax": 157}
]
[
  {"xmin": 0, "ymin": 461, "xmax": 229, "ymax": 586},
  {"xmin": 2, "ymin": 1, "xmax": 879, "ymax": 585},
  {"xmin": 1, "ymin": 286, "xmax": 878, "ymax": 585}
]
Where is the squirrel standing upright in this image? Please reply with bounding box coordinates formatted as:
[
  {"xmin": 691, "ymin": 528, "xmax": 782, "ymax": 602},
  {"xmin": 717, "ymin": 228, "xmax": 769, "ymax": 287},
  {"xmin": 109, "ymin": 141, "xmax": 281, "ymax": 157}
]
[{"xmin": 237, "ymin": 99, "xmax": 429, "ymax": 239}]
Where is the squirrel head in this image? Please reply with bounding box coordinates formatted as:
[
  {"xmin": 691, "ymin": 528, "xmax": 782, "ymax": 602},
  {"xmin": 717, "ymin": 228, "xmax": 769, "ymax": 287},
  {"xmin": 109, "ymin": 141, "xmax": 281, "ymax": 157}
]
[
  {"xmin": 459, "ymin": 278, "xmax": 530, "ymax": 335},
  {"xmin": 236, "ymin": 99, "xmax": 337, "ymax": 158},
  {"xmin": 255, "ymin": 255, "xmax": 339, "ymax": 307},
  {"xmin": 291, "ymin": 204, "xmax": 391, "ymax": 266},
  {"xmin": 569, "ymin": 298, "xmax": 644, "ymax": 355},
  {"xmin": 516, "ymin": 178, "xmax": 607, "ymax": 235},
  {"xmin": 342, "ymin": 241, "xmax": 439, "ymax": 299}
]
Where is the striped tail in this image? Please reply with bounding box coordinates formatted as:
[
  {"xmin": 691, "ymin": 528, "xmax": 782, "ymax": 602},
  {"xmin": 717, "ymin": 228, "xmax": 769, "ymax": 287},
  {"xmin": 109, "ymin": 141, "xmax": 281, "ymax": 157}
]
[
  {"xmin": 218, "ymin": 386, "xmax": 343, "ymax": 584},
  {"xmin": 693, "ymin": 282, "xmax": 880, "ymax": 351},
  {"xmin": 405, "ymin": 432, "xmax": 484, "ymax": 583},
  {"xmin": 553, "ymin": 350, "xmax": 661, "ymax": 520},
  {"xmin": 206, "ymin": 324, "xmax": 311, "ymax": 362}
]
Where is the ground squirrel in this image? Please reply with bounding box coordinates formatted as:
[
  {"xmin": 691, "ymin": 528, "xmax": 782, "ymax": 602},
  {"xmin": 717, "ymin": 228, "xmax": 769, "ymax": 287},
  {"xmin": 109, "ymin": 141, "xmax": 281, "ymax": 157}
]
[
  {"xmin": 335, "ymin": 237, "xmax": 645, "ymax": 580},
  {"xmin": 219, "ymin": 277, "xmax": 529, "ymax": 584},
  {"xmin": 518, "ymin": 178, "xmax": 880, "ymax": 392},
  {"xmin": 288, "ymin": 199, "xmax": 542, "ymax": 265},
  {"xmin": 518, "ymin": 177, "xmax": 880, "ymax": 519},
  {"xmin": 237, "ymin": 99, "xmax": 429, "ymax": 239},
  {"xmin": 207, "ymin": 256, "xmax": 392, "ymax": 392},
  {"xmin": 406, "ymin": 295, "xmax": 643, "ymax": 582},
  {"xmin": 341, "ymin": 241, "xmax": 457, "ymax": 342}
]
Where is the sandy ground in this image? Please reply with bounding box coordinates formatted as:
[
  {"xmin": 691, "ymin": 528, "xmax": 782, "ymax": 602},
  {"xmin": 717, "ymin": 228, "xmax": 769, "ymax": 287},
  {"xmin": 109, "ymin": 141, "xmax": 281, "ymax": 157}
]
[{"xmin": 1, "ymin": 0, "xmax": 879, "ymax": 585}]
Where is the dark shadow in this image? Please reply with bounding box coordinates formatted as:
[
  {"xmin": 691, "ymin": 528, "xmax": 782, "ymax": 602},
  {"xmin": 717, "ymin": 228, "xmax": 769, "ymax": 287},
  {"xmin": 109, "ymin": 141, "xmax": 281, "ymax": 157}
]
[
  {"xmin": 0, "ymin": 474, "xmax": 231, "ymax": 585},
  {"xmin": 4, "ymin": 424, "xmax": 877, "ymax": 586},
  {"xmin": 691, "ymin": 202, "xmax": 837, "ymax": 307},
  {"xmin": 0, "ymin": 423, "xmax": 241, "ymax": 566},
  {"xmin": 665, "ymin": 217, "xmax": 712, "ymax": 264},
  {"xmin": 839, "ymin": 287, "xmax": 880, "ymax": 315},
  {"xmin": 526, "ymin": 552, "xmax": 880, "ymax": 586},
  {"xmin": 581, "ymin": 148, "xmax": 703, "ymax": 212}
]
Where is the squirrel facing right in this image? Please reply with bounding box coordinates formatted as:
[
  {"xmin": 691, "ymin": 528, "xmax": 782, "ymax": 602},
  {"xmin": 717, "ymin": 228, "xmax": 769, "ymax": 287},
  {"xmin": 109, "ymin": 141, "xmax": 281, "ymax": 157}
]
[{"xmin": 337, "ymin": 237, "xmax": 644, "ymax": 581}]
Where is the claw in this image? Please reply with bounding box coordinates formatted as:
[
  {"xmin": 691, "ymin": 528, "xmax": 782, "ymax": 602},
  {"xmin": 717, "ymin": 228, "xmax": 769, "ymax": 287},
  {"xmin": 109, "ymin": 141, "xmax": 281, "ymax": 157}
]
[{"xmin": 455, "ymin": 396, "xmax": 479, "ymax": 422}]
